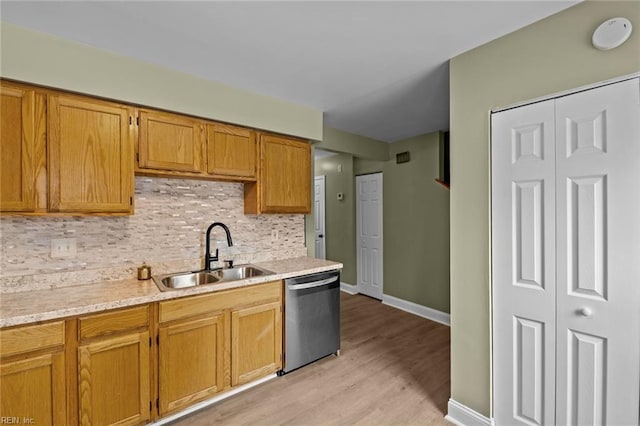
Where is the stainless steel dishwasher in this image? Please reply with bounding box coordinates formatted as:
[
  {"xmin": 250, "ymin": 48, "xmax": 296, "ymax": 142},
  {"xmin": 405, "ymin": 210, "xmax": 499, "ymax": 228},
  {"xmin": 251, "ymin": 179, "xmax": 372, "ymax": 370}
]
[{"xmin": 281, "ymin": 270, "xmax": 340, "ymax": 374}]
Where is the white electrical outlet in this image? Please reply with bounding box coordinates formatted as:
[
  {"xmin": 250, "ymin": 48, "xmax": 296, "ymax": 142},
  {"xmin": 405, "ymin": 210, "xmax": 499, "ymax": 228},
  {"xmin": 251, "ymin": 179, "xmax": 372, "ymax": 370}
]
[{"xmin": 51, "ymin": 238, "xmax": 77, "ymax": 258}]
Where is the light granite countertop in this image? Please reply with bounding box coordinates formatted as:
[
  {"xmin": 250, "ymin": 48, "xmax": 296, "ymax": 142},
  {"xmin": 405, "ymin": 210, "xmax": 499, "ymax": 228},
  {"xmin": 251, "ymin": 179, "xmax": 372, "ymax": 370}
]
[{"xmin": 0, "ymin": 257, "xmax": 342, "ymax": 328}]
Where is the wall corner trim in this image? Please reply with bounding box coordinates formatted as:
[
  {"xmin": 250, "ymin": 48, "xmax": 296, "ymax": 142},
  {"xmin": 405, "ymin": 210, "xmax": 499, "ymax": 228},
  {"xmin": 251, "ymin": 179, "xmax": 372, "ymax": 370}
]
[
  {"xmin": 340, "ymin": 282, "xmax": 359, "ymax": 295},
  {"xmin": 381, "ymin": 294, "xmax": 450, "ymax": 326},
  {"xmin": 445, "ymin": 399, "xmax": 495, "ymax": 426}
]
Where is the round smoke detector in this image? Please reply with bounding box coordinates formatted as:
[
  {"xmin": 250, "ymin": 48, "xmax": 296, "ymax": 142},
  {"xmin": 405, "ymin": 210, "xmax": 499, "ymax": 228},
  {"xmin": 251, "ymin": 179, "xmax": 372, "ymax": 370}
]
[{"xmin": 592, "ymin": 17, "xmax": 633, "ymax": 50}]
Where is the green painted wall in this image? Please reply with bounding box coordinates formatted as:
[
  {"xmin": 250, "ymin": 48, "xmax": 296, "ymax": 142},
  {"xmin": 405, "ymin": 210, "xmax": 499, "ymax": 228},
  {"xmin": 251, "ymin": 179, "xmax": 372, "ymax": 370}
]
[
  {"xmin": 309, "ymin": 127, "xmax": 450, "ymax": 314},
  {"xmin": 0, "ymin": 22, "xmax": 322, "ymax": 140},
  {"xmin": 383, "ymin": 133, "xmax": 450, "ymax": 313},
  {"xmin": 354, "ymin": 158, "xmax": 384, "ymax": 175},
  {"xmin": 449, "ymin": 1, "xmax": 640, "ymax": 416},
  {"xmin": 305, "ymin": 126, "xmax": 389, "ymax": 278},
  {"xmin": 315, "ymin": 154, "xmax": 357, "ymax": 284},
  {"xmin": 318, "ymin": 126, "xmax": 390, "ymax": 160}
]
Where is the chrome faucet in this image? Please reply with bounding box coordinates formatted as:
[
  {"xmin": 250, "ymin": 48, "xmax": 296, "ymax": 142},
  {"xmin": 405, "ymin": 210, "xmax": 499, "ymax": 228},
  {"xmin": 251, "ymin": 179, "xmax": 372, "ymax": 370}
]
[{"xmin": 204, "ymin": 222, "xmax": 233, "ymax": 271}]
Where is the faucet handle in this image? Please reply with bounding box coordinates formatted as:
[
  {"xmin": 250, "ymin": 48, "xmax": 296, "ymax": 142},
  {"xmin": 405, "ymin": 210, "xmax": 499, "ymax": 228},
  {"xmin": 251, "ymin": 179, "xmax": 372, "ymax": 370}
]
[{"xmin": 224, "ymin": 259, "xmax": 234, "ymax": 269}]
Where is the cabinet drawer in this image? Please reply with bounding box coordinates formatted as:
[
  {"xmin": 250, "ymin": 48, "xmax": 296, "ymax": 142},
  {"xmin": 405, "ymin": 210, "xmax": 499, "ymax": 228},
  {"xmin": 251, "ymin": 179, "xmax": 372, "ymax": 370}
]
[
  {"xmin": 79, "ymin": 305, "xmax": 149, "ymax": 340},
  {"xmin": 159, "ymin": 281, "xmax": 282, "ymax": 324},
  {"xmin": 0, "ymin": 321, "xmax": 65, "ymax": 358}
]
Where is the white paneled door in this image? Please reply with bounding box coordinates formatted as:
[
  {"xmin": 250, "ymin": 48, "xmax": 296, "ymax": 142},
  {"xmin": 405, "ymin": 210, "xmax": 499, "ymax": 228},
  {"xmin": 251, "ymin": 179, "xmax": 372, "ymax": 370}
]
[
  {"xmin": 554, "ymin": 79, "xmax": 640, "ymax": 425},
  {"xmin": 356, "ymin": 173, "xmax": 383, "ymax": 299},
  {"xmin": 492, "ymin": 78, "xmax": 640, "ymax": 426},
  {"xmin": 492, "ymin": 99, "xmax": 557, "ymax": 426},
  {"xmin": 314, "ymin": 176, "xmax": 326, "ymax": 260}
]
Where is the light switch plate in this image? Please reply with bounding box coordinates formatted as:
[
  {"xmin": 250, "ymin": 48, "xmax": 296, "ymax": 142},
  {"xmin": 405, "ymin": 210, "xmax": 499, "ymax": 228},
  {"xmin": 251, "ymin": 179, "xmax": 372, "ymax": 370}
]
[{"xmin": 51, "ymin": 238, "xmax": 77, "ymax": 258}]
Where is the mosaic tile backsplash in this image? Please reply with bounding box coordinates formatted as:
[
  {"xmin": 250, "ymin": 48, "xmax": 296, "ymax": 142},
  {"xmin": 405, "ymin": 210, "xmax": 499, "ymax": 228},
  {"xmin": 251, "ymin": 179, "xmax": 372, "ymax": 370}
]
[{"xmin": 0, "ymin": 177, "xmax": 306, "ymax": 292}]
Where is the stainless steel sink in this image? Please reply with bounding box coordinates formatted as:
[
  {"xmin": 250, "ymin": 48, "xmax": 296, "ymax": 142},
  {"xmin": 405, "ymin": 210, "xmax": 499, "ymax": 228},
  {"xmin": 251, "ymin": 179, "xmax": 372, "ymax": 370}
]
[
  {"xmin": 152, "ymin": 265, "xmax": 272, "ymax": 291},
  {"xmin": 211, "ymin": 265, "xmax": 270, "ymax": 281},
  {"xmin": 153, "ymin": 271, "xmax": 220, "ymax": 291}
]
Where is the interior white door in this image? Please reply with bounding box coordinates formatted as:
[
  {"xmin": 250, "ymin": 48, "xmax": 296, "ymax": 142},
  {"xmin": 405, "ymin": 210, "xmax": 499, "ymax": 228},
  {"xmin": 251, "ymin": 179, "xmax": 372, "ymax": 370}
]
[
  {"xmin": 492, "ymin": 99, "xmax": 557, "ymax": 426},
  {"xmin": 554, "ymin": 78, "xmax": 640, "ymax": 425},
  {"xmin": 356, "ymin": 173, "xmax": 383, "ymax": 299},
  {"xmin": 492, "ymin": 77, "xmax": 640, "ymax": 426},
  {"xmin": 314, "ymin": 175, "xmax": 326, "ymax": 260}
]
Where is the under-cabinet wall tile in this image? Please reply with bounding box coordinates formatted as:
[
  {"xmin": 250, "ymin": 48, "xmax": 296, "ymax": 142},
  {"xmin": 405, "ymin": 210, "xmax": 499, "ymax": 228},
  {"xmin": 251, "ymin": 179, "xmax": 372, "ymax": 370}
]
[{"xmin": 0, "ymin": 177, "xmax": 306, "ymax": 292}]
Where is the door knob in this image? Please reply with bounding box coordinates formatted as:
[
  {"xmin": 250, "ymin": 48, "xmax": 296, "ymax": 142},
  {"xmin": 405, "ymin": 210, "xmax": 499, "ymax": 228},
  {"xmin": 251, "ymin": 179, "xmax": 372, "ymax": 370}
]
[{"xmin": 576, "ymin": 307, "xmax": 593, "ymax": 317}]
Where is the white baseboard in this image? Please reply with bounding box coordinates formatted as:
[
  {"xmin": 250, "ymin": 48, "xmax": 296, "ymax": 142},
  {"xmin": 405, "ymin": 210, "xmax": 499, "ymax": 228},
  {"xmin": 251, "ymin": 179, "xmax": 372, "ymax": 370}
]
[
  {"xmin": 151, "ymin": 374, "xmax": 277, "ymax": 424},
  {"xmin": 381, "ymin": 294, "xmax": 450, "ymax": 326},
  {"xmin": 445, "ymin": 399, "xmax": 495, "ymax": 426},
  {"xmin": 340, "ymin": 282, "xmax": 359, "ymax": 295}
]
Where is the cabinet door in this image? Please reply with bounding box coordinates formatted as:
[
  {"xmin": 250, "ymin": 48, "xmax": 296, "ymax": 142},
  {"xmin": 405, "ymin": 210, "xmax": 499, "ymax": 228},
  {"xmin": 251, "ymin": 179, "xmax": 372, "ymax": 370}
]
[
  {"xmin": 0, "ymin": 351, "xmax": 66, "ymax": 425},
  {"xmin": 0, "ymin": 85, "xmax": 36, "ymax": 212},
  {"xmin": 231, "ymin": 301, "xmax": 282, "ymax": 386},
  {"xmin": 256, "ymin": 134, "xmax": 311, "ymax": 214},
  {"xmin": 158, "ymin": 314, "xmax": 226, "ymax": 416},
  {"xmin": 206, "ymin": 123, "xmax": 256, "ymax": 179},
  {"xmin": 78, "ymin": 331, "xmax": 150, "ymax": 426},
  {"xmin": 48, "ymin": 95, "xmax": 134, "ymax": 213},
  {"xmin": 138, "ymin": 110, "xmax": 204, "ymax": 173}
]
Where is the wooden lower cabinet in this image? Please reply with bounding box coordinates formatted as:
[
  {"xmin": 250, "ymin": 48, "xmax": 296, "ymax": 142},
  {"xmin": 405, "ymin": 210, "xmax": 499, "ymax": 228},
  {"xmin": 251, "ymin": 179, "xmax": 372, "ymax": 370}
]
[
  {"xmin": 76, "ymin": 306, "xmax": 151, "ymax": 426},
  {"xmin": 158, "ymin": 313, "xmax": 226, "ymax": 416},
  {"xmin": 231, "ymin": 301, "xmax": 282, "ymax": 386},
  {"xmin": 0, "ymin": 282, "xmax": 284, "ymax": 424},
  {"xmin": 0, "ymin": 350, "xmax": 66, "ymax": 425},
  {"xmin": 157, "ymin": 281, "xmax": 283, "ymax": 418},
  {"xmin": 78, "ymin": 331, "xmax": 150, "ymax": 425},
  {"xmin": 0, "ymin": 321, "xmax": 66, "ymax": 425}
]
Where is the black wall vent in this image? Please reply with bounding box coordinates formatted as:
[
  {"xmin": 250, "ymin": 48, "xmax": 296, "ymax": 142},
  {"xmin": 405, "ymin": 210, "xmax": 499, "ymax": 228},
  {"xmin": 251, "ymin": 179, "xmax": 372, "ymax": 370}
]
[{"xmin": 396, "ymin": 151, "xmax": 410, "ymax": 164}]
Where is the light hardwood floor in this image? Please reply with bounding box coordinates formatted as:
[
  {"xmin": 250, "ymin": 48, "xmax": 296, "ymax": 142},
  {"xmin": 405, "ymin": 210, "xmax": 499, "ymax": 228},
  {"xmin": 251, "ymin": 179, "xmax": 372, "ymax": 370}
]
[{"xmin": 171, "ymin": 292, "xmax": 451, "ymax": 425}]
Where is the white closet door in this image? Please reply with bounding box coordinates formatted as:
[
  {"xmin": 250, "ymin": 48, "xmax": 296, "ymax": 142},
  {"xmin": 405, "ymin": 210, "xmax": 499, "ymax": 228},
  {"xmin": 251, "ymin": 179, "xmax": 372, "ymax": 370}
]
[
  {"xmin": 492, "ymin": 99, "xmax": 557, "ymax": 426},
  {"xmin": 555, "ymin": 78, "xmax": 640, "ymax": 425},
  {"xmin": 356, "ymin": 173, "xmax": 383, "ymax": 300}
]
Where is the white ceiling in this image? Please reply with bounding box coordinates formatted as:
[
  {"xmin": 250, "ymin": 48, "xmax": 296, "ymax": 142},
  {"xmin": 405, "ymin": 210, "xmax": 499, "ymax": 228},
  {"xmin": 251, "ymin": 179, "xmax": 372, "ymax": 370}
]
[{"xmin": 1, "ymin": 1, "xmax": 578, "ymax": 142}]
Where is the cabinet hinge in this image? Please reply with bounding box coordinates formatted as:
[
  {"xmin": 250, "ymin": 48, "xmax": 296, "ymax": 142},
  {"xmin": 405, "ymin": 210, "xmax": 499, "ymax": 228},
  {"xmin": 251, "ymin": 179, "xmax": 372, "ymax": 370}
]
[
  {"xmin": 156, "ymin": 335, "xmax": 160, "ymax": 345},
  {"xmin": 156, "ymin": 398, "xmax": 160, "ymax": 410},
  {"xmin": 130, "ymin": 196, "xmax": 133, "ymax": 206},
  {"xmin": 150, "ymin": 401, "xmax": 152, "ymax": 412},
  {"xmin": 129, "ymin": 116, "xmax": 132, "ymax": 125},
  {"xmin": 149, "ymin": 337, "xmax": 152, "ymax": 347},
  {"xmin": 136, "ymin": 116, "xmax": 140, "ymax": 126},
  {"xmin": 136, "ymin": 152, "xmax": 139, "ymax": 162}
]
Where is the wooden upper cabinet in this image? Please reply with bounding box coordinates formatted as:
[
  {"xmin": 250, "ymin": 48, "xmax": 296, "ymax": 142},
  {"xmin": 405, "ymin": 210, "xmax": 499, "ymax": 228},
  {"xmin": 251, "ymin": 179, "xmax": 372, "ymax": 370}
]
[
  {"xmin": 0, "ymin": 84, "xmax": 39, "ymax": 212},
  {"xmin": 245, "ymin": 134, "xmax": 311, "ymax": 214},
  {"xmin": 48, "ymin": 95, "xmax": 134, "ymax": 214},
  {"xmin": 206, "ymin": 123, "xmax": 256, "ymax": 179},
  {"xmin": 138, "ymin": 109, "xmax": 204, "ymax": 173}
]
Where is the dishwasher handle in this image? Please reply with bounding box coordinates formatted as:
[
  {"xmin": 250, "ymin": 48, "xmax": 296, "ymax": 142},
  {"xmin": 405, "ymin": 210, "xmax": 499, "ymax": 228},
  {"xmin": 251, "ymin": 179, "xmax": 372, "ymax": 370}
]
[{"xmin": 287, "ymin": 277, "xmax": 337, "ymax": 291}]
